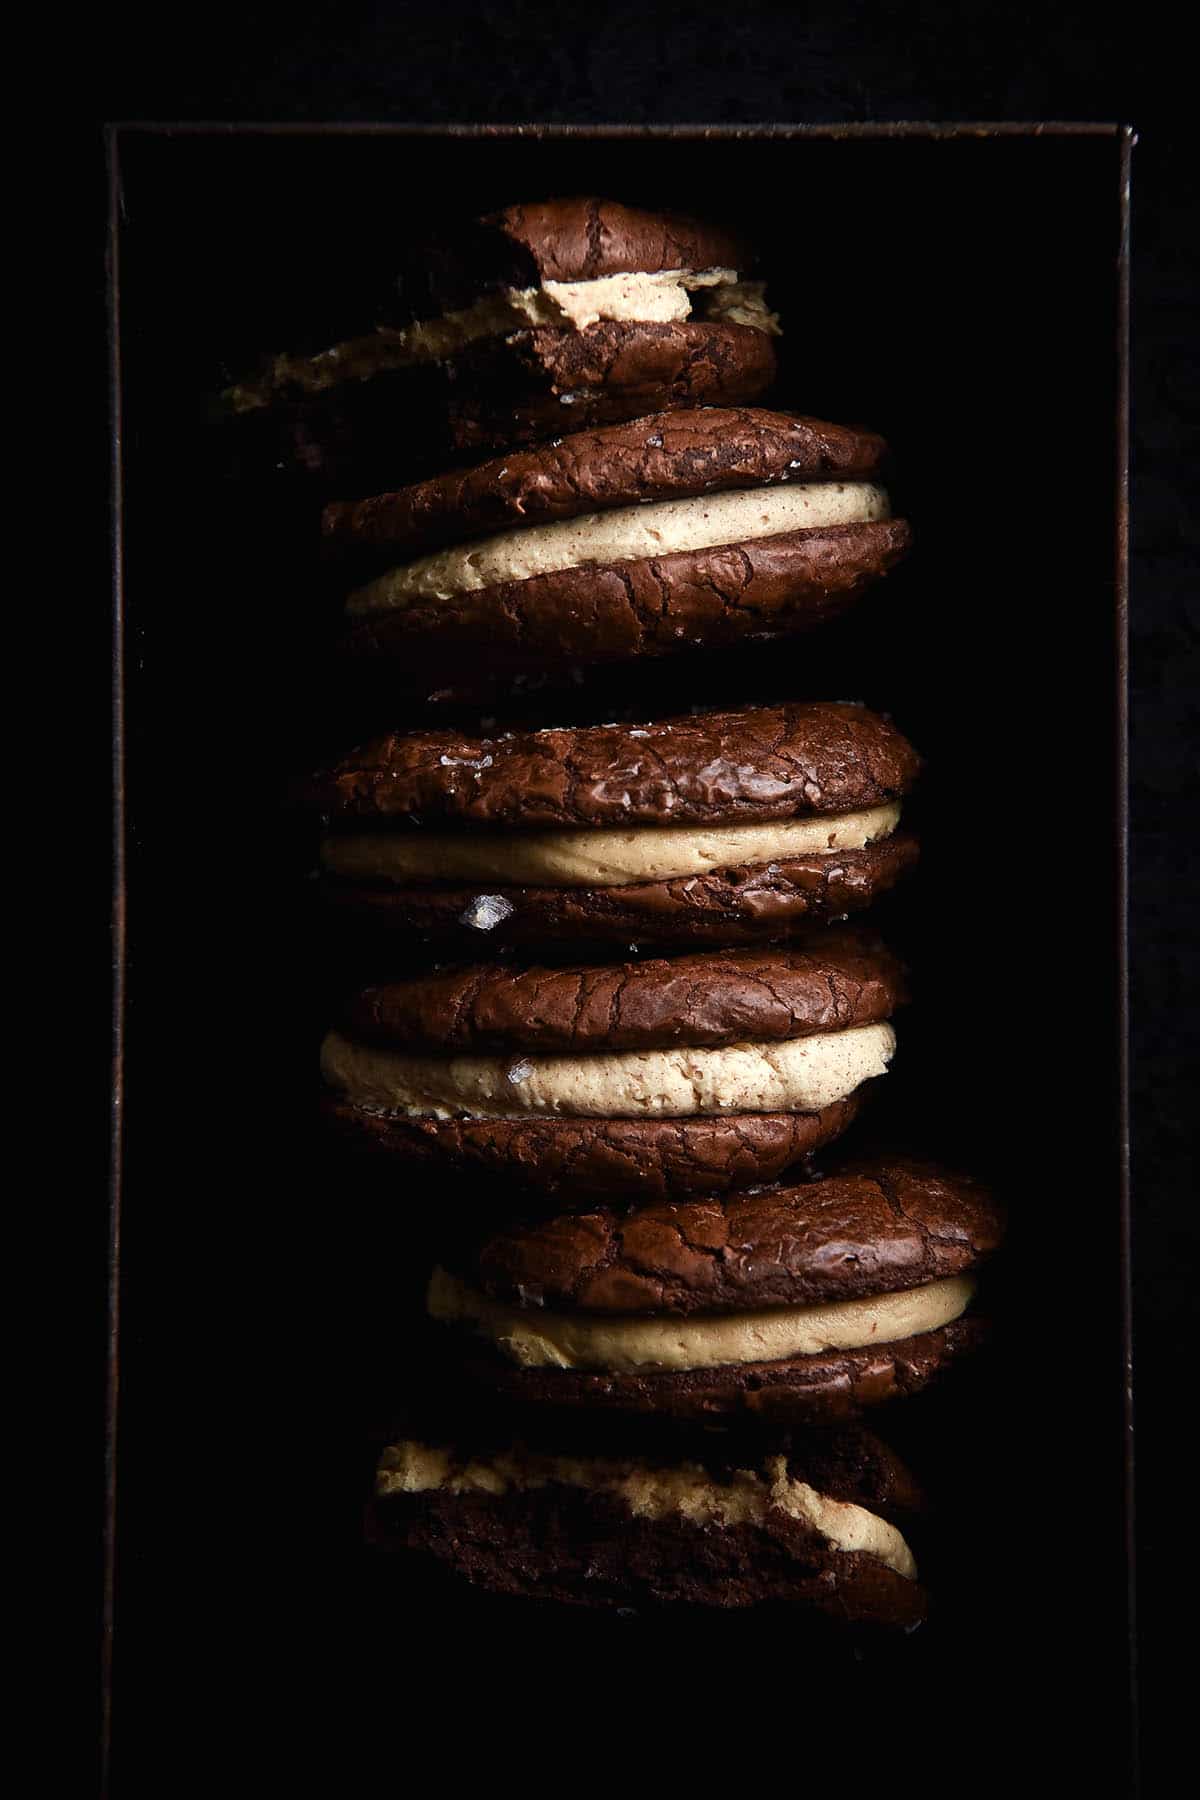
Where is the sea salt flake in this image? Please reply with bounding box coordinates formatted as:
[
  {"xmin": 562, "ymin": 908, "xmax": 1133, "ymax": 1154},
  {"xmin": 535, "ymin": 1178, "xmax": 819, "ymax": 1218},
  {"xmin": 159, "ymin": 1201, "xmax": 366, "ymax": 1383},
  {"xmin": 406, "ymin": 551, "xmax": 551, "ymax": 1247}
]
[
  {"xmin": 506, "ymin": 1059, "xmax": 534, "ymax": 1085},
  {"xmin": 459, "ymin": 894, "xmax": 514, "ymax": 931}
]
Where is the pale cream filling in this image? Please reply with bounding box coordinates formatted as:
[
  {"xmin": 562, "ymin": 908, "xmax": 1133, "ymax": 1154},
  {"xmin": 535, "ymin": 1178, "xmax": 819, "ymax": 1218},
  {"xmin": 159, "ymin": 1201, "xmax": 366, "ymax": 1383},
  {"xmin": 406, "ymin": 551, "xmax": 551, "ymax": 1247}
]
[
  {"xmin": 427, "ymin": 1267, "xmax": 975, "ymax": 1375},
  {"xmin": 348, "ymin": 482, "xmax": 890, "ymax": 612},
  {"xmin": 378, "ymin": 1440, "xmax": 916, "ymax": 1579},
  {"xmin": 702, "ymin": 278, "xmax": 778, "ymax": 332},
  {"xmin": 319, "ymin": 802, "xmax": 901, "ymax": 888},
  {"xmin": 226, "ymin": 269, "xmax": 776, "ymax": 410},
  {"xmin": 320, "ymin": 1020, "xmax": 895, "ymax": 1121}
]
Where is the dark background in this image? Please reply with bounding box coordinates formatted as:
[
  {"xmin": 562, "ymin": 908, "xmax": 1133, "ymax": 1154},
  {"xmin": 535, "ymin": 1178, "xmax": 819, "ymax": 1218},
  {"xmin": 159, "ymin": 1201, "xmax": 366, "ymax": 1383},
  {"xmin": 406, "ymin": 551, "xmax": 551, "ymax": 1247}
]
[{"xmin": 96, "ymin": 8, "xmax": 1195, "ymax": 1794}]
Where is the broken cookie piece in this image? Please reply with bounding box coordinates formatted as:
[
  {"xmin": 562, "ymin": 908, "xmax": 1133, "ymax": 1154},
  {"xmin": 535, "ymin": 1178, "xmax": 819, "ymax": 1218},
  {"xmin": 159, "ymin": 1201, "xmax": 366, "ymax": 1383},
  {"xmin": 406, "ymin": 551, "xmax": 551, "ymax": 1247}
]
[
  {"xmin": 368, "ymin": 1411, "xmax": 927, "ymax": 1625},
  {"xmin": 220, "ymin": 197, "xmax": 779, "ymax": 486}
]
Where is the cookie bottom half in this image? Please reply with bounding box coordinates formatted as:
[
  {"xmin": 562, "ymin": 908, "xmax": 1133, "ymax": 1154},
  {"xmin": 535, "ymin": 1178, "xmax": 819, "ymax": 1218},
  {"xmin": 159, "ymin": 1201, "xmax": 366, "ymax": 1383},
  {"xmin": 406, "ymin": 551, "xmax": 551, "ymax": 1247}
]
[{"xmin": 457, "ymin": 1317, "xmax": 988, "ymax": 1422}]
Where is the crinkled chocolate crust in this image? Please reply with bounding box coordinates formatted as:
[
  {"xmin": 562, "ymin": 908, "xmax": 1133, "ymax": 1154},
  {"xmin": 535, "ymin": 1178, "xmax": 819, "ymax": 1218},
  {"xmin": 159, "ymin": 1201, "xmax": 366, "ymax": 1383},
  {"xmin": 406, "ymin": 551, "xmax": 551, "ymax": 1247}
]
[
  {"xmin": 321, "ymin": 1093, "xmax": 864, "ymax": 1206},
  {"xmin": 339, "ymin": 932, "xmax": 904, "ymax": 1054},
  {"xmin": 396, "ymin": 195, "xmax": 755, "ymax": 318},
  {"xmin": 322, "ymin": 408, "xmax": 890, "ymax": 563},
  {"xmin": 342, "ymin": 520, "xmax": 911, "ymax": 681},
  {"xmin": 368, "ymin": 1483, "xmax": 926, "ymax": 1626},
  {"xmin": 318, "ymin": 837, "xmax": 920, "ymax": 949},
  {"xmin": 308, "ymin": 701, "xmax": 920, "ymax": 830},
  {"xmin": 460, "ymin": 196, "xmax": 751, "ymax": 289},
  {"xmin": 456, "ymin": 1156, "xmax": 1003, "ymax": 1315},
  {"xmin": 458, "ymin": 1317, "xmax": 989, "ymax": 1423}
]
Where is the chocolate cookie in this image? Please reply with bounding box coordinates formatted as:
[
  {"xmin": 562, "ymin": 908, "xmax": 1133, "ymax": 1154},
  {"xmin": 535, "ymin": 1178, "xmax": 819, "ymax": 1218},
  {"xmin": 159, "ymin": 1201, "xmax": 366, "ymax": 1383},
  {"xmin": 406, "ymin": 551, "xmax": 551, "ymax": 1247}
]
[
  {"xmin": 323, "ymin": 407, "xmax": 909, "ymax": 693},
  {"xmin": 321, "ymin": 931, "xmax": 904, "ymax": 1202},
  {"xmin": 426, "ymin": 1156, "xmax": 1003, "ymax": 1421},
  {"xmin": 311, "ymin": 700, "xmax": 920, "ymax": 949},
  {"xmin": 220, "ymin": 197, "xmax": 779, "ymax": 486},
  {"xmin": 368, "ymin": 1415, "xmax": 927, "ymax": 1625}
]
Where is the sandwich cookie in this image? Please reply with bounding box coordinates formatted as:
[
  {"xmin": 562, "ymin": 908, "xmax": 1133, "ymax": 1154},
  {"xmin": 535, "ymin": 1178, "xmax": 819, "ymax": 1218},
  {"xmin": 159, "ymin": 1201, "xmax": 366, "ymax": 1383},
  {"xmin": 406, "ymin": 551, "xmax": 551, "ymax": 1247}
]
[
  {"xmin": 370, "ymin": 1417, "xmax": 927, "ymax": 1624},
  {"xmin": 322, "ymin": 931, "xmax": 905, "ymax": 1203},
  {"xmin": 329, "ymin": 406, "xmax": 910, "ymax": 687},
  {"xmin": 325, "ymin": 408, "xmax": 910, "ymax": 693},
  {"xmin": 425, "ymin": 1157, "xmax": 1003, "ymax": 1421},
  {"xmin": 311, "ymin": 700, "xmax": 920, "ymax": 949},
  {"xmin": 221, "ymin": 198, "xmax": 779, "ymax": 486}
]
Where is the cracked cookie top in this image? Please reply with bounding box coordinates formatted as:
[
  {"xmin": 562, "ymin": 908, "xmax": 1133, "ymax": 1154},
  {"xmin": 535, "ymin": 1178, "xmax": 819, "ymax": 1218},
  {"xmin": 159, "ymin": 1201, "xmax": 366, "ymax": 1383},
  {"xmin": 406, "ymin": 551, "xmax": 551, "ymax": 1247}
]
[
  {"xmin": 392, "ymin": 195, "xmax": 755, "ymax": 320},
  {"xmin": 322, "ymin": 407, "xmax": 889, "ymax": 565},
  {"xmin": 465, "ymin": 196, "xmax": 750, "ymax": 287},
  {"xmin": 306, "ymin": 700, "xmax": 920, "ymax": 830},
  {"xmin": 450, "ymin": 1157, "xmax": 1004, "ymax": 1315},
  {"xmin": 338, "ymin": 931, "xmax": 904, "ymax": 1055}
]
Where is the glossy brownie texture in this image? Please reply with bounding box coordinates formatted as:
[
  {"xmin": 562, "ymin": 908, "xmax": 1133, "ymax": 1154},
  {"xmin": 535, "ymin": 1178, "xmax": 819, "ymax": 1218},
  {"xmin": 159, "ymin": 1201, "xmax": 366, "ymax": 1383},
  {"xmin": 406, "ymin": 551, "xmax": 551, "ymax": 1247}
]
[
  {"xmin": 337, "ymin": 933, "xmax": 906, "ymax": 1054},
  {"xmin": 455, "ymin": 1157, "xmax": 1001, "ymax": 1315},
  {"xmin": 309, "ymin": 700, "xmax": 920, "ymax": 829},
  {"xmin": 322, "ymin": 1093, "xmax": 864, "ymax": 1207}
]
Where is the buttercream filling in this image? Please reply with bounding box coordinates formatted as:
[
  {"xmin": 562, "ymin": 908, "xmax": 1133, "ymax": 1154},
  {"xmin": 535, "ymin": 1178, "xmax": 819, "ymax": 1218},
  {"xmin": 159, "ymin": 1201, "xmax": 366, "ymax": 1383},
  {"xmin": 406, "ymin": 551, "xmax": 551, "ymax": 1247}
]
[
  {"xmin": 319, "ymin": 803, "xmax": 901, "ymax": 888},
  {"xmin": 320, "ymin": 1019, "xmax": 895, "ymax": 1120},
  {"xmin": 378, "ymin": 1439, "xmax": 917, "ymax": 1579},
  {"xmin": 226, "ymin": 269, "xmax": 777, "ymax": 410},
  {"xmin": 426, "ymin": 1267, "xmax": 975, "ymax": 1375},
  {"xmin": 347, "ymin": 481, "xmax": 890, "ymax": 612}
]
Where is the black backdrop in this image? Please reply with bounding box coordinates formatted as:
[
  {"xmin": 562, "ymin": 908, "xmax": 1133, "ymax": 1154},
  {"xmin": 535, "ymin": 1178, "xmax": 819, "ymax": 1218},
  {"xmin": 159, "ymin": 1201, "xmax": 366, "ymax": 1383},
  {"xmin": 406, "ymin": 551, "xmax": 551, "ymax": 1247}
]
[{"xmin": 95, "ymin": 12, "xmax": 1197, "ymax": 1796}]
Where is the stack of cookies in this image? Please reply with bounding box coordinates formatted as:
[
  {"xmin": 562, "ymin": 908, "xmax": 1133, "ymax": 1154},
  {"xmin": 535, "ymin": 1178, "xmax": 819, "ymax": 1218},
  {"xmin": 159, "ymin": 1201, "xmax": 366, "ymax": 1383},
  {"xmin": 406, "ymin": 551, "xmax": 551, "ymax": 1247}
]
[{"xmin": 231, "ymin": 197, "xmax": 1004, "ymax": 1628}]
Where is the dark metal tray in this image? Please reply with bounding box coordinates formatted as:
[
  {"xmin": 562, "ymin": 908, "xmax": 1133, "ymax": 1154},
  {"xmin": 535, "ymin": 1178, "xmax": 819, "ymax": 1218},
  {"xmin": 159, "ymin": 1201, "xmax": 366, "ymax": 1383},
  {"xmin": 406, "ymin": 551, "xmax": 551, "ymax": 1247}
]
[{"xmin": 107, "ymin": 123, "xmax": 1133, "ymax": 1791}]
